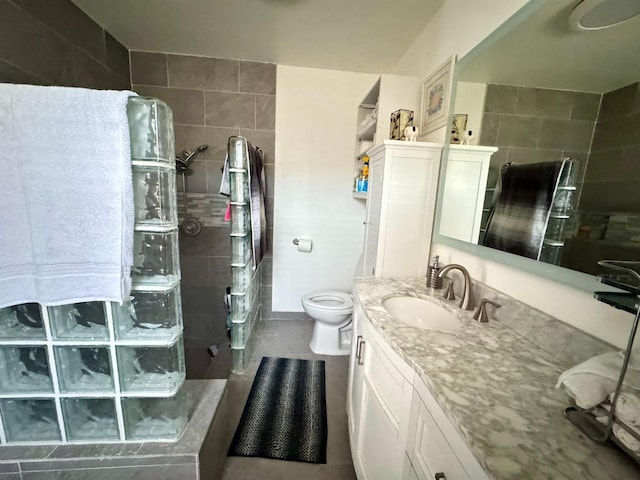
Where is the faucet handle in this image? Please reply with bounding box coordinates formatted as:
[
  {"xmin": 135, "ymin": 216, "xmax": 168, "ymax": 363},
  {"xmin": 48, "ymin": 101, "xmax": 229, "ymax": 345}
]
[{"xmin": 473, "ymin": 299, "xmax": 501, "ymax": 323}]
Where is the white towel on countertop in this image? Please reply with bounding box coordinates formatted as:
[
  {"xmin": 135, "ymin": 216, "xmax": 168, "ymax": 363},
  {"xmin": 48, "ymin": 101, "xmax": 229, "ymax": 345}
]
[
  {"xmin": 0, "ymin": 83, "xmax": 136, "ymax": 307},
  {"xmin": 557, "ymin": 352, "xmax": 640, "ymax": 389},
  {"xmin": 560, "ymin": 372, "xmax": 618, "ymax": 409},
  {"xmin": 557, "ymin": 352, "xmax": 640, "ymax": 410}
]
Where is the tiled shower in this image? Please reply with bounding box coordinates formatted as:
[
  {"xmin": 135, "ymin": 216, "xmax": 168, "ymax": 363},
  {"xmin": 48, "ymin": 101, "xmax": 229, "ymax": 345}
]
[{"xmin": 129, "ymin": 52, "xmax": 276, "ymax": 379}]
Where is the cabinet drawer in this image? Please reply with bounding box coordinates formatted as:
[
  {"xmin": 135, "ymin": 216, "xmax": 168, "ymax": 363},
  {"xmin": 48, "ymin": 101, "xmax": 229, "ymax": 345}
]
[
  {"xmin": 364, "ymin": 341, "xmax": 408, "ymax": 431},
  {"xmin": 409, "ymin": 395, "xmax": 470, "ymax": 480}
]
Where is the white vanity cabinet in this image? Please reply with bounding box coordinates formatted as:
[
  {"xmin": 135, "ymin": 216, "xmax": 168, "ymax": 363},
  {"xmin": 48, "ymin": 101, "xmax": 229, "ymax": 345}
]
[
  {"xmin": 438, "ymin": 145, "xmax": 498, "ymax": 244},
  {"xmin": 348, "ymin": 295, "xmax": 415, "ymax": 480},
  {"xmin": 348, "ymin": 296, "xmax": 490, "ymax": 480},
  {"xmin": 362, "ymin": 141, "xmax": 443, "ymax": 277}
]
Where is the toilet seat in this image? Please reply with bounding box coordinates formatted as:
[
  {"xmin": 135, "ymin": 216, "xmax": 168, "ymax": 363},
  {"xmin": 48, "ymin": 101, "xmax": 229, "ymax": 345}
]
[{"xmin": 302, "ymin": 290, "xmax": 353, "ymax": 312}]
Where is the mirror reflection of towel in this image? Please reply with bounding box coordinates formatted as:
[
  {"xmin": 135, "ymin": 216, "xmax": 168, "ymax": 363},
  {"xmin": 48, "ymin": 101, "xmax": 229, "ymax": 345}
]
[{"xmin": 482, "ymin": 161, "xmax": 562, "ymax": 259}]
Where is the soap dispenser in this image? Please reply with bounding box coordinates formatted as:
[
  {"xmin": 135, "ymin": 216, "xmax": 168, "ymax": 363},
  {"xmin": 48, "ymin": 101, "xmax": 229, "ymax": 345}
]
[{"xmin": 426, "ymin": 256, "xmax": 443, "ymax": 289}]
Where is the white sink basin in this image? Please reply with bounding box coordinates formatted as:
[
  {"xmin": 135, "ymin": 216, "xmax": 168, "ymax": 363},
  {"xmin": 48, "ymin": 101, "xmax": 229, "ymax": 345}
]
[{"xmin": 382, "ymin": 296, "xmax": 462, "ymax": 331}]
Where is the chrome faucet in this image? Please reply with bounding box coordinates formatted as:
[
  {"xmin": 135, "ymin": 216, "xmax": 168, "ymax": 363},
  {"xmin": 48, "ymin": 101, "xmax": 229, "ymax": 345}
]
[{"xmin": 437, "ymin": 264, "xmax": 474, "ymax": 311}]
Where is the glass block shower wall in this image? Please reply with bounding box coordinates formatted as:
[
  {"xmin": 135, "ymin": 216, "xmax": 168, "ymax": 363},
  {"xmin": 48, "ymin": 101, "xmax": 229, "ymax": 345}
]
[
  {"xmin": 228, "ymin": 137, "xmax": 262, "ymax": 374},
  {"xmin": 0, "ymin": 97, "xmax": 187, "ymax": 444}
]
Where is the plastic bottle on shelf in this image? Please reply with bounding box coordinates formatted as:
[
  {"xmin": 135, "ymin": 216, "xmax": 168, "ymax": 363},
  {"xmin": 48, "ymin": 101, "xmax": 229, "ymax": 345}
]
[
  {"xmin": 356, "ymin": 171, "xmax": 367, "ymax": 193},
  {"xmin": 360, "ymin": 157, "xmax": 369, "ymax": 192}
]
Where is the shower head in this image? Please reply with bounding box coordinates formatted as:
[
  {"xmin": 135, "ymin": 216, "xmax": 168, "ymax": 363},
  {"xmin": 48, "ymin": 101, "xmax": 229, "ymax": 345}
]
[{"xmin": 176, "ymin": 144, "xmax": 209, "ymax": 172}]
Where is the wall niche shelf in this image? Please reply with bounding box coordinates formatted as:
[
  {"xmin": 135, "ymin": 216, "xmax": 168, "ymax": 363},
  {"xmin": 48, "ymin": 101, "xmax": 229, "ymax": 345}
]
[{"xmin": 351, "ymin": 74, "xmax": 422, "ymax": 199}]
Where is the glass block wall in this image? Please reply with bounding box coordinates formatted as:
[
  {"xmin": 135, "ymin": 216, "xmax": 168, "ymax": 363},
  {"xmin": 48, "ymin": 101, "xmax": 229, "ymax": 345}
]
[
  {"xmin": 228, "ymin": 137, "xmax": 262, "ymax": 374},
  {"xmin": 0, "ymin": 97, "xmax": 187, "ymax": 444}
]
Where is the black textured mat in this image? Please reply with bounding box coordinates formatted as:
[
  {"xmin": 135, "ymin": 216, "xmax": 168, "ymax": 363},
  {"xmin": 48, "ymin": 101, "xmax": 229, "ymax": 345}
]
[{"xmin": 228, "ymin": 357, "xmax": 327, "ymax": 464}]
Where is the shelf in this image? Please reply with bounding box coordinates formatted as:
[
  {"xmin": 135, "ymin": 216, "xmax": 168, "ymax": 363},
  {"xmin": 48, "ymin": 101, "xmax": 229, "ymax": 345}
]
[
  {"xmin": 357, "ymin": 146, "xmax": 373, "ymax": 159},
  {"xmin": 356, "ymin": 120, "xmax": 376, "ymax": 141},
  {"xmin": 353, "ymin": 191, "xmax": 367, "ymax": 200},
  {"xmin": 593, "ymin": 292, "xmax": 638, "ymax": 314}
]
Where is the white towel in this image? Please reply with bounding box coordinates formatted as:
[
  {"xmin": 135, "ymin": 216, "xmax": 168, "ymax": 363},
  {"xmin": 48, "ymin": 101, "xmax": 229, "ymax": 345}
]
[
  {"xmin": 0, "ymin": 84, "xmax": 136, "ymax": 307},
  {"xmin": 557, "ymin": 352, "xmax": 640, "ymax": 389},
  {"xmin": 610, "ymin": 391, "xmax": 640, "ymax": 427},
  {"xmin": 560, "ymin": 372, "xmax": 618, "ymax": 409},
  {"xmin": 596, "ymin": 403, "xmax": 640, "ymax": 454},
  {"xmin": 557, "ymin": 352, "xmax": 640, "ymax": 410}
]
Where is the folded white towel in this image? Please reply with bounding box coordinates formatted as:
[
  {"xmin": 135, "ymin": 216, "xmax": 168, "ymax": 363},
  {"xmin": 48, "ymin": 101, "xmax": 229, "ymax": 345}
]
[
  {"xmin": 0, "ymin": 84, "xmax": 136, "ymax": 307},
  {"xmin": 613, "ymin": 423, "xmax": 640, "ymax": 454},
  {"xmin": 558, "ymin": 351, "xmax": 640, "ymax": 390},
  {"xmin": 610, "ymin": 391, "xmax": 640, "ymax": 427},
  {"xmin": 560, "ymin": 372, "xmax": 617, "ymax": 409},
  {"xmin": 596, "ymin": 404, "xmax": 640, "ymax": 454}
]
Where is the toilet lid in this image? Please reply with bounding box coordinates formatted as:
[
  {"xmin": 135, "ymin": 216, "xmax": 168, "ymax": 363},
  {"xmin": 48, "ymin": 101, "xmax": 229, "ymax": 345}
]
[{"xmin": 302, "ymin": 290, "xmax": 353, "ymax": 311}]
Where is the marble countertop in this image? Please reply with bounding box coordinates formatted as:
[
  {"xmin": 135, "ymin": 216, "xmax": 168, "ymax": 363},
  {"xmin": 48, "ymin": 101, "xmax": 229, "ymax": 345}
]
[{"xmin": 355, "ymin": 276, "xmax": 640, "ymax": 480}]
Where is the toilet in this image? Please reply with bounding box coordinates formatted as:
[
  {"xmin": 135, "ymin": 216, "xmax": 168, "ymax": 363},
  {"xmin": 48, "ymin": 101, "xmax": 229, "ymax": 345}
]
[
  {"xmin": 301, "ymin": 255, "xmax": 362, "ymax": 355},
  {"xmin": 302, "ymin": 290, "xmax": 353, "ymax": 355}
]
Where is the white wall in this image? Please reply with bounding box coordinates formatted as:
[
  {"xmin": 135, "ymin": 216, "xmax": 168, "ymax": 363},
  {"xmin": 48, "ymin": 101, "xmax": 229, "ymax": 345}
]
[
  {"xmin": 393, "ymin": 0, "xmax": 635, "ymax": 349},
  {"xmin": 273, "ymin": 65, "xmax": 377, "ymax": 312}
]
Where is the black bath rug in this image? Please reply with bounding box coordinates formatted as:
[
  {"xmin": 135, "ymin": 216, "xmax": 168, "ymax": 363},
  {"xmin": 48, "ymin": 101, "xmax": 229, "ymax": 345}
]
[{"xmin": 228, "ymin": 357, "xmax": 327, "ymax": 464}]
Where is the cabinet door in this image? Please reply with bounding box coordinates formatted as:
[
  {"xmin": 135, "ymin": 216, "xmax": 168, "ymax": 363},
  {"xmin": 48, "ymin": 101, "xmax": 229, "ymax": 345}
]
[
  {"xmin": 408, "ymin": 379, "xmax": 490, "ymax": 480},
  {"xmin": 363, "ymin": 158, "xmax": 384, "ymax": 276},
  {"xmin": 355, "ymin": 332, "xmax": 413, "ymax": 480},
  {"xmin": 408, "ymin": 393, "xmax": 470, "ymax": 480},
  {"xmin": 347, "ymin": 302, "xmax": 366, "ymax": 445}
]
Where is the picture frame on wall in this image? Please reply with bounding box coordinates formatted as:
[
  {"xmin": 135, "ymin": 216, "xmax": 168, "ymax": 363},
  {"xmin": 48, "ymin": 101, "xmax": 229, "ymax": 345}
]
[{"xmin": 419, "ymin": 55, "xmax": 457, "ymax": 137}]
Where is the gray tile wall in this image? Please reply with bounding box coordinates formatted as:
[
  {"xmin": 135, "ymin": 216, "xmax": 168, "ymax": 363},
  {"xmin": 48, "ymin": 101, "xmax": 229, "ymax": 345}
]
[
  {"xmin": 581, "ymin": 82, "xmax": 640, "ymax": 214},
  {"xmin": 0, "ymin": 0, "xmax": 130, "ymax": 89},
  {"xmin": 479, "ymin": 84, "xmax": 600, "ymax": 180},
  {"xmin": 130, "ymin": 52, "xmax": 276, "ymax": 379}
]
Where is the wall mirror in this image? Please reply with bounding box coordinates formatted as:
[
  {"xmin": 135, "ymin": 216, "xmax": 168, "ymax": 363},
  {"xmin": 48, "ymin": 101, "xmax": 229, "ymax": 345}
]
[{"xmin": 435, "ymin": 0, "xmax": 640, "ymax": 289}]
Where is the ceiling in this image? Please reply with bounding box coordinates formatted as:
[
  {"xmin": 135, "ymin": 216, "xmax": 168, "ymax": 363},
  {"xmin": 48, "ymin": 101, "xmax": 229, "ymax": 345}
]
[
  {"xmin": 71, "ymin": 0, "xmax": 446, "ymax": 73},
  {"xmin": 457, "ymin": 0, "xmax": 640, "ymax": 93}
]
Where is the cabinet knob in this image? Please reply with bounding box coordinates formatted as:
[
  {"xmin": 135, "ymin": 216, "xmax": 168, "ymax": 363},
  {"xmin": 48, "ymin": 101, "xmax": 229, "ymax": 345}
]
[{"xmin": 435, "ymin": 473, "xmax": 446, "ymax": 480}]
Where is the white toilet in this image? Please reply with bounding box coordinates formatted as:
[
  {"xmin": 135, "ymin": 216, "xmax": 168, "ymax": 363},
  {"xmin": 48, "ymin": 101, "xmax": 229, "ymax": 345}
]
[
  {"xmin": 302, "ymin": 290, "xmax": 353, "ymax": 355},
  {"xmin": 301, "ymin": 255, "xmax": 362, "ymax": 355}
]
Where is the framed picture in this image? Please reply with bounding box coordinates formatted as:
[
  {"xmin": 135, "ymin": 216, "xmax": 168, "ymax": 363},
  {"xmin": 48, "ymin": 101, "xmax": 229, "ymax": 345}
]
[{"xmin": 419, "ymin": 55, "xmax": 457, "ymax": 137}]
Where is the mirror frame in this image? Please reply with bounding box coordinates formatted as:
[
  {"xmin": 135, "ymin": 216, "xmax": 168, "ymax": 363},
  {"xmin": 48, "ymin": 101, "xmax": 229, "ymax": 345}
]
[{"xmin": 432, "ymin": 0, "xmax": 607, "ymax": 294}]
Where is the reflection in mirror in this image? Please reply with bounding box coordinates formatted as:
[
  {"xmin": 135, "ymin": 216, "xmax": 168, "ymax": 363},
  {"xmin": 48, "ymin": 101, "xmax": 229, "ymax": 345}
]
[{"xmin": 438, "ymin": 0, "xmax": 640, "ymax": 277}]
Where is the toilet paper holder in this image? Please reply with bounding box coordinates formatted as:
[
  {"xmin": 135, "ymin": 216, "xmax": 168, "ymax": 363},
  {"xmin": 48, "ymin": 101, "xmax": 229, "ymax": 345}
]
[{"xmin": 292, "ymin": 238, "xmax": 313, "ymax": 252}]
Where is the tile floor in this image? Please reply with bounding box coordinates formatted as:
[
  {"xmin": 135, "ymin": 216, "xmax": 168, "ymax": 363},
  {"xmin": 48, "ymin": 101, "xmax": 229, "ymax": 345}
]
[{"xmin": 217, "ymin": 318, "xmax": 357, "ymax": 480}]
